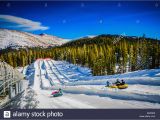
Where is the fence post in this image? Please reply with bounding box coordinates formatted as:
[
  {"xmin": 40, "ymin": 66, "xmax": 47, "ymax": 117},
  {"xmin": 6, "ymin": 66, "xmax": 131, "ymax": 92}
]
[
  {"xmin": 3, "ymin": 62, "xmax": 7, "ymax": 95},
  {"xmin": 15, "ymin": 82, "xmax": 19, "ymax": 94},
  {"xmin": 19, "ymin": 81, "xmax": 22, "ymax": 92},
  {"xmin": 9, "ymin": 85, "xmax": 12, "ymax": 99}
]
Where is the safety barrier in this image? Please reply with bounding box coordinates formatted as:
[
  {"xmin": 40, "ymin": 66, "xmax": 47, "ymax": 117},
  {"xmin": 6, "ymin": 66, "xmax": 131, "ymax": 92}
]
[{"xmin": 0, "ymin": 60, "xmax": 25, "ymax": 101}]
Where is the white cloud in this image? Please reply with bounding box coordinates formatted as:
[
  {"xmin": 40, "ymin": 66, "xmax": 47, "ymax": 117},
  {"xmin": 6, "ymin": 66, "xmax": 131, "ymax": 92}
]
[{"xmin": 0, "ymin": 15, "xmax": 49, "ymax": 31}]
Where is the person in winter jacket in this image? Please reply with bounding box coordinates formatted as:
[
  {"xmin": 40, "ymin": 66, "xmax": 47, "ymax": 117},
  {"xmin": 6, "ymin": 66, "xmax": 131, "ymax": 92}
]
[
  {"xmin": 106, "ymin": 81, "xmax": 110, "ymax": 87},
  {"xmin": 115, "ymin": 79, "xmax": 121, "ymax": 86},
  {"xmin": 58, "ymin": 88, "xmax": 63, "ymax": 94},
  {"xmin": 121, "ymin": 79, "xmax": 125, "ymax": 85}
]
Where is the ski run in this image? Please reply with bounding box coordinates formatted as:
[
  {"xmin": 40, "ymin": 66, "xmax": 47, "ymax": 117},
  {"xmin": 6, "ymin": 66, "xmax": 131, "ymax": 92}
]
[{"xmin": 13, "ymin": 58, "xmax": 160, "ymax": 109}]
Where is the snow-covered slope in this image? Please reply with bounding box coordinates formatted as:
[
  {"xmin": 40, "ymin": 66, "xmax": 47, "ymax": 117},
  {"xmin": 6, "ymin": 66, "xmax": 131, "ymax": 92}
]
[
  {"xmin": 11, "ymin": 59, "xmax": 160, "ymax": 109},
  {"xmin": 0, "ymin": 29, "xmax": 67, "ymax": 49}
]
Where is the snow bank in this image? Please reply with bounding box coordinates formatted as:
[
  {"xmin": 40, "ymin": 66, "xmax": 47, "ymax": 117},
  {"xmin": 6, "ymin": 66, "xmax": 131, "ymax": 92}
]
[{"xmin": 62, "ymin": 85, "xmax": 160, "ymax": 104}]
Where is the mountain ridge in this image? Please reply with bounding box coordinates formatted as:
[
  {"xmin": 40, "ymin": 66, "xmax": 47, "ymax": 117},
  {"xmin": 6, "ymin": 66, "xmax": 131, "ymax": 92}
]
[
  {"xmin": 62, "ymin": 34, "xmax": 160, "ymax": 47},
  {"xmin": 0, "ymin": 29, "xmax": 67, "ymax": 49}
]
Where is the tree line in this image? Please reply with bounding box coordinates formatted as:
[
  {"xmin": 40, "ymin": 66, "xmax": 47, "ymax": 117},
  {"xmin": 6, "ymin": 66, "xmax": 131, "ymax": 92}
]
[{"xmin": 0, "ymin": 34, "xmax": 160, "ymax": 76}]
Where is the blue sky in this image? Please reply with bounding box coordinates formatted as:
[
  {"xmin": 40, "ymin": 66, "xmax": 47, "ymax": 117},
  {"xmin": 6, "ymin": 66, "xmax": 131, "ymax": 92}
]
[{"xmin": 0, "ymin": 1, "xmax": 160, "ymax": 40}]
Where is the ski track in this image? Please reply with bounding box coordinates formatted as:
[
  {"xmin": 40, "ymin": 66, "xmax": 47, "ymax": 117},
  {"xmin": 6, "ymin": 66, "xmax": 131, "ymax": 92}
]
[{"xmin": 16, "ymin": 59, "xmax": 160, "ymax": 108}]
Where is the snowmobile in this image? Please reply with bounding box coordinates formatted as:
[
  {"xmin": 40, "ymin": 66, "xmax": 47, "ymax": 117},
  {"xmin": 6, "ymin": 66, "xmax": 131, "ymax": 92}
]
[{"xmin": 51, "ymin": 89, "xmax": 63, "ymax": 97}]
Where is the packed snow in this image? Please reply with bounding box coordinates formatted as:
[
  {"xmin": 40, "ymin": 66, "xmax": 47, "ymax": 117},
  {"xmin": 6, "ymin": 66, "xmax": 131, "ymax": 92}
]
[{"xmin": 12, "ymin": 59, "xmax": 160, "ymax": 108}]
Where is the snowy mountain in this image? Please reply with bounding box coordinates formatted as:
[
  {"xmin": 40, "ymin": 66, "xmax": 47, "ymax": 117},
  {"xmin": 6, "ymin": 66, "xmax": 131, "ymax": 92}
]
[{"xmin": 0, "ymin": 29, "xmax": 67, "ymax": 49}]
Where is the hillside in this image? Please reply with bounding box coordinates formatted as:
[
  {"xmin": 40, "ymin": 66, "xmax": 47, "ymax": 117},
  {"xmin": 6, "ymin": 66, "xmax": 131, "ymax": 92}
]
[
  {"xmin": 54, "ymin": 35, "xmax": 160, "ymax": 75},
  {"xmin": 63, "ymin": 34, "xmax": 159, "ymax": 47},
  {"xmin": 0, "ymin": 33, "xmax": 159, "ymax": 76},
  {"xmin": 0, "ymin": 29, "xmax": 67, "ymax": 49}
]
